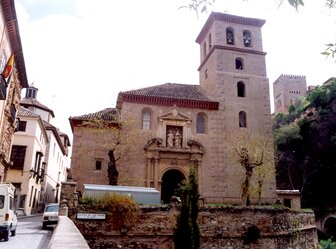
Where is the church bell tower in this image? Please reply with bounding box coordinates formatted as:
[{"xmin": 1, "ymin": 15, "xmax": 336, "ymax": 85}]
[
  {"xmin": 195, "ymin": 12, "xmax": 276, "ymax": 204},
  {"xmin": 196, "ymin": 12, "xmax": 271, "ymax": 134}
]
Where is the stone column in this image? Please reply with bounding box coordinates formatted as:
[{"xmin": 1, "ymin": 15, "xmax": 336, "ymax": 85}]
[
  {"xmin": 146, "ymin": 158, "xmax": 151, "ymax": 187},
  {"xmin": 154, "ymin": 157, "xmax": 159, "ymax": 190},
  {"xmin": 60, "ymin": 181, "xmax": 77, "ymax": 216}
]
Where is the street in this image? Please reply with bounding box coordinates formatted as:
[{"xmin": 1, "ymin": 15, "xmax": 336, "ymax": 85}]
[{"xmin": 0, "ymin": 215, "xmax": 53, "ymax": 249}]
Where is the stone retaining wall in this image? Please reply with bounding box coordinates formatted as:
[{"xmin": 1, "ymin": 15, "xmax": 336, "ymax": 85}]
[
  {"xmin": 71, "ymin": 205, "xmax": 318, "ymax": 249},
  {"xmin": 60, "ymin": 182, "xmax": 318, "ymax": 248}
]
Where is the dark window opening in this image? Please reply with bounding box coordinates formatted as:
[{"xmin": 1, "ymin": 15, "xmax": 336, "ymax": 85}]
[
  {"xmin": 284, "ymin": 199, "xmax": 291, "ymax": 208},
  {"xmin": 18, "ymin": 120, "xmax": 27, "ymax": 132},
  {"xmin": 239, "ymin": 111, "xmax": 247, "ymax": 128},
  {"xmin": 34, "ymin": 151, "xmax": 43, "ymax": 173},
  {"xmin": 10, "ymin": 145, "xmax": 27, "ymax": 169},
  {"xmin": 237, "ymin": 81, "xmax": 246, "ymax": 97},
  {"xmin": 0, "ymin": 195, "xmax": 4, "ymax": 208},
  {"xmin": 235, "ymin": 58, "xmax": 244, "ymax": 70},
  {"xmin": 95, "ymin": 160, "xmax": 102, "ymax": 170}
]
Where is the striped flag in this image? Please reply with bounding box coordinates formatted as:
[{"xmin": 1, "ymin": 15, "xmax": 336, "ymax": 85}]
[{"xmin": 2, "ymin": 53, "xmax": 14, "ymax": 78}]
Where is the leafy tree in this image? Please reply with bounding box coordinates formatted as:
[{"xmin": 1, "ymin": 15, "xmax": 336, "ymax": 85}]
[
  {"xmin": 179, "ymin": 0, "xmax": 215, "ymax": 17},
  {"xmin": 174, "ymin": 166, "xmax": 200, "ymax": 249},
  {"xmin": 275, "ymin": 80, "xmax": 336, "ymax": 209},
  {"xmin": 320, "ymin": 239, "xmax": 336, "ymax": 249}
]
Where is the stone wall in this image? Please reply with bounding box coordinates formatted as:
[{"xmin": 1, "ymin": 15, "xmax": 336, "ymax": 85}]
[
  {"xmin": 71, "ymin": 205, "xmax": 318, "ymax": 249},
  {"xmin": 60, "ymin": 179, "xmax": 318, "ymax": 248}
]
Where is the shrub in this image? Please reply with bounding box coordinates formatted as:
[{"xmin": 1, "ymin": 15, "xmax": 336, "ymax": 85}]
[
  {"xmin": 80, "ymin": 193, "xmax": 140, "ymax": 231},
  {"xmin": 320, "ymin": 239, "xmax": 336, "ymax": 249}
]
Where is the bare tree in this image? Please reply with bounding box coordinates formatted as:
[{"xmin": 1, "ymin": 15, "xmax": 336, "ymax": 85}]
[
  {"xmin": 79, "ymin": 109, "xmax": 155, "ymax": 186},
  {"xmin": 227, "ymin": 130, "xmax": 275, "ymax": 206}
]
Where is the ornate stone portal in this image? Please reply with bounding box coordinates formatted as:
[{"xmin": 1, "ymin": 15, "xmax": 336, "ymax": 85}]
[{"xmin": 144, "ymin": 106, "xmax": 204, "ymax": 203}]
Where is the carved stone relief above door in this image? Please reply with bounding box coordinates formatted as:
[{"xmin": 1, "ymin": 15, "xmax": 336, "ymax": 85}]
[{"xmin": 157, "ymin": 106, "xmax": 192, "ymax": 148}]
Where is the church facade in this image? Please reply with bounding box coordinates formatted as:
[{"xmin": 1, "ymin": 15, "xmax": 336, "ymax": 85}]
[{"xmin": 69, "ymin": 12, "xmax": 277, "ymax": 205}]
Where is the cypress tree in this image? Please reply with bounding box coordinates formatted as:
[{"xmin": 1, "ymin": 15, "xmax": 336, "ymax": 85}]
[{"xmin": 173, "ymin": 165, "xmax": 200, "ymax": 249}]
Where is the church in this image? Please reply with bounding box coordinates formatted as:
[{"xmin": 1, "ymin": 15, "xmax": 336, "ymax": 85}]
[{"xmin": 69, "ymin": 12, "xmax": 277, "ymax": 205}]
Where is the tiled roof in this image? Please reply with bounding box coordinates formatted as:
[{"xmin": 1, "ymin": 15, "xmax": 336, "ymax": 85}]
[
  {"xmin": 69, "ymin": 108, "xmax": 120, "ymax": 122},
  {"xmin": 20, "ymin": 98, "xmax": 55, "ymax": 117},
  {"xmin": 17, "ymin": 106, "xmax": 40, "ymax": 118},
  {"xmin": 42, "ymin": 120, "xmax": 54, "ymax": 129},
  {"xmin": 69, "ymin": 108, "xmax": 120, "ymax": 133},
  {"xmin": 42, "ymin": 120, "xmax": 68, "ymax": 156},
  {"xmin": 120, "ymin": 83, "xmax": 215, "ymax": 102},
  {"xmin": 117, "ymin": 83, "xmax": 218, "ymax": 110}
]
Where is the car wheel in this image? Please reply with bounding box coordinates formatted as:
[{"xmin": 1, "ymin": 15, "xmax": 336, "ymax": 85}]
[
  {"xmin": 4, "ymin": 230, "xmax": 9, "ymax": 241},
  {"xmin": 11, "ymin": 229, "xmax": 16, "ymax": 236}
]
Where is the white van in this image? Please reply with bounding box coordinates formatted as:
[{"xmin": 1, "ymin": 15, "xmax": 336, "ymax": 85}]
[{"xmin": 0, "ymin": 183, "xmax": 17, "ymax": 241}]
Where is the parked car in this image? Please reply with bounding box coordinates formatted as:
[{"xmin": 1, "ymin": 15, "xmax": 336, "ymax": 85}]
[
  {"xmin": 0, "ymin": 183, "xmax": 17, "ymax": 241},
  {"xmin": 42, "ymin": 203, "xmax": 59, "ymax": 229}
]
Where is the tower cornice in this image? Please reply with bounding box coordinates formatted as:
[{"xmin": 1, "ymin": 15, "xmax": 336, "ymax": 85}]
[
  {"xmin": 196, "ymin": 12, "xmax": 266, "ymax": 44},
  {"xmin": 197, "ymin": 45, "xmax": 267, "ymax": 71}
]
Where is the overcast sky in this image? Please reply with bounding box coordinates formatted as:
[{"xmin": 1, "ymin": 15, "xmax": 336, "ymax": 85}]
[{"xmin": 14, "ymin": 0, "xmax": 336, "ymax": 138}]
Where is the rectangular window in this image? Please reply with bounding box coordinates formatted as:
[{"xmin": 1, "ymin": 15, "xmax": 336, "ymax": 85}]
[
  {"xmin": 34, "ymin": 152, "xmax": 43, "ymax": 172},
  {"xmin": 10, "ymin": 145, "xmax": 27, "ymax": 169},
  {"xmin": 29, "ymin": 186, "xmax": 34, "ymax": 207},
  {"xmin": 18, "ymin": 120, "xmax": 27, "ymax": 132},
  {"xmin": 142, "ymin": 112, "xmax": 151, "ymax": 130},
  {"xmin": 0, "ymin": 195, "xmax": 4, "ymax": 209},
  {"xmin": 95, "ymin": 160, "xmax": 102, "ymax": 170},
  {"xmin": 9, "ymin": 196, "xmax": 13, "ymax": 210}
]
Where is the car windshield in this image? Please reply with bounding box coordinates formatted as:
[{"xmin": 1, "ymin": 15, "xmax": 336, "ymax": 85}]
[
  {"xmin": 0, "ymin": 195, "xmax": 4, "ymax": 209},
  {"xmin": 45, "ymin": 205, "xmax": 59, "ymax": 212}
]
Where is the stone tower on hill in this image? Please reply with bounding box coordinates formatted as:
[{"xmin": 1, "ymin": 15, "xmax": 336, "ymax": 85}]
[
  {"xmin": 273, "ymin": 74, "xmax": 307, "ymax": 114},
  {"xmin": 69, "ymin": 12, "xmax": 277, "ymax": 205}
]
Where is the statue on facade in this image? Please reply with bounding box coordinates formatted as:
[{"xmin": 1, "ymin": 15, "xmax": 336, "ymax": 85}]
[
  {"xmin": 167, "ymin": 129, "xmax": 174, "ymax": 148},
  {"xmin": 107, "ymin": 149, "xmax": 119, "ymax": 185},
  {"xmin": 175, "ymin": 129, "xmax": 182, "ymax": 148}
]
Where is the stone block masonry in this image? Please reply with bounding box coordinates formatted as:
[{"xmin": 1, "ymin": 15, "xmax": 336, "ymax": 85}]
[{"xmin": 72, "ymin": 205, "xmax": 318, "ymax": 249}]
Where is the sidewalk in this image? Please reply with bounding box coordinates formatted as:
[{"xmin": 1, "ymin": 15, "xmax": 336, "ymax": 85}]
[{"xmin": 17, "ymin": 212, "xmax": 42, "ymax": 219}]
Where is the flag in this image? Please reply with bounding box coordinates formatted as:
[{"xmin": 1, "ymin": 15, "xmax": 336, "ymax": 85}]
[{"xmin": 2, "ymin": 53, "xmax": 14, "ymax": 79}]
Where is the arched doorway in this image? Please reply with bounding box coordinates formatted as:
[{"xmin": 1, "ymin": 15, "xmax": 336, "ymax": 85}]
[
  {"xmin": 161, "ymin": 169, "xmax": 185, "ymax": 204},
  {"xmin": 324, "ymin": 216, "xmax": 336, "ymax": 240}
]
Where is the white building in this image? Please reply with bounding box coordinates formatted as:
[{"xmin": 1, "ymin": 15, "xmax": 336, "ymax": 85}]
[
  {"xmin": 7, "ymin": 85, "xmax": 71, "ymax": 214},
  {"xmin": 7, "ymin": 106, "xmax": 48, "ymax": 215}
]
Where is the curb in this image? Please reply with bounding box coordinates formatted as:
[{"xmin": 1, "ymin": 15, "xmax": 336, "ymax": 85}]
[{"xmin": 17, "ymin": 213, "xmax": 42, "ymax": 219}]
